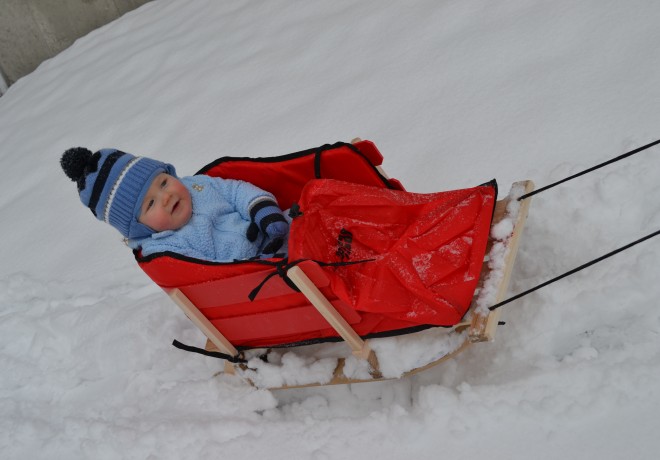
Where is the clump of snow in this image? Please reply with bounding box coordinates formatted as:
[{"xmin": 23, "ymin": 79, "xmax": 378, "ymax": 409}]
[
  {"xmin": 491, "ymin": 183, "xmax": 525, "ymax": 241},
  {"xmin": 240, "ymin": 350, "xmax": 339, "ymax": 389},
  {"xmin": 368, "ymin": 327, "xmax": 467, "ymax": 378},
  {"xmin": 234, "ymin": 323, "xmax": 467, "ymax": 388},
  {"xmin": 474, "ymin": 182, "xmax": 527, "ymax": 313},
  {"xmin": 490, "ymin": 216, "xmax": 515, "ymax": 240}
]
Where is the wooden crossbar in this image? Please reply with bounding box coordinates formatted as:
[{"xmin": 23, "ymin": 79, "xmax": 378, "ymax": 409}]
[{"xmin": 287, "ymin": 265, "xmax": 375, "ymax": 361}]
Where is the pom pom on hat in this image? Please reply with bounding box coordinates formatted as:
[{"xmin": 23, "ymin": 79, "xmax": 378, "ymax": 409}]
[
  {"xmin": 60, "ymin": 147, "xmax": 101, "ymax": 192},
  {"xmin": 61, "ymin": 147, "xmax": 93, "ymax": 182},
  {"xmin": 60, "ymin": 147, "xmax": 176, "ymax": 239}
]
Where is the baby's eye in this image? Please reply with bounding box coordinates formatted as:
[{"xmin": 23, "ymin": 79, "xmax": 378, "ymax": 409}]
[
  {"xmin": 146, "ymin": 199, "xmax": 154, "ymax": 210},
  {"xmin": 161, "ymin": 178, "xmax": 168, "ymax": 188}
]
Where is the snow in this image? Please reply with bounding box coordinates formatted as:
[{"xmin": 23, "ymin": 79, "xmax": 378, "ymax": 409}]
[{"xmin": 2, "ymin": 0, "xmax": 660, "ymax": 458}]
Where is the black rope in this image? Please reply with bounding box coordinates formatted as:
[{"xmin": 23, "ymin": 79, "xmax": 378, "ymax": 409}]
[
  {"xmin": 489, "ymin": 227, "xmax": 660, "ymax": 311},
  {"xmin": 518, "ymin": 137, "xmax": 660, "ymax": 201}
]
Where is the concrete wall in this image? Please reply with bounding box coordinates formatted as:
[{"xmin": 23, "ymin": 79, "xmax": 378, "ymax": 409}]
[{"xmin": 0, "ymin": 0, "xmax": 153, "ymax": 92}]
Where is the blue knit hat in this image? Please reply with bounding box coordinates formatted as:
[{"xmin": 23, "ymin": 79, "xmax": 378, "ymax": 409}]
[{"xmin": 60, "ymin": 147, "xmax": 176, "ymax": 239}]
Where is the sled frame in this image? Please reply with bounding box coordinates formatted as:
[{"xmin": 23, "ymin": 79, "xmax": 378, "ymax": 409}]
[{"xmin": 187, "ymin": 180, "xmax": 534, "ymax": 389}]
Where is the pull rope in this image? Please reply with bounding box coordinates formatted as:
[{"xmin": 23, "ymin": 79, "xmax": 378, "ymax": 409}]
[
  {"xmin": 489, "ymin": 227, "xmax": 660, "ymax": 311},
  {"xmin": 518, "ymin": 137, "xmax": 660, "ymax": 201},
  {"xmin": 489, "ymin": 137, "xmax": 660, "ymax": 311}
]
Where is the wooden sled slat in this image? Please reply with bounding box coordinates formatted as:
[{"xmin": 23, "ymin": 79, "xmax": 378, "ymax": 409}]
[
  {"xmin": 287, "ymin": 265, "xmax": 383, "ymax": 379},
  {"xmin": 286, "ymin": 266, "xmax": 373, "ymax": 360},
  {"xmin": 201, "ymin": 180, "xmax": 534, "ymax": 389},
  {"xmin": 169, "ymin": 288, "xmax": 239, "ymax": 357},
  {"xmin": 168, "ymin": 288, "xmax": 238, "ymax": 376},
  {"xmin": 468, "ymin": 180, "xmax": 535, "ymax": 342}
]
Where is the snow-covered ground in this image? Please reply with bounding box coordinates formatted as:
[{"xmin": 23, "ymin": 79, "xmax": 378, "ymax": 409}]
[{"xmin": 2, "ymin": 0, "xmax": 660, "ymax": 458}]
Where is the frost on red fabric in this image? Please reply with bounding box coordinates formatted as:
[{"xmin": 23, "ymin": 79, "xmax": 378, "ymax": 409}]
[{"xmin": 289, "ymin": 179, "xmax": 497, "ymax": 326}]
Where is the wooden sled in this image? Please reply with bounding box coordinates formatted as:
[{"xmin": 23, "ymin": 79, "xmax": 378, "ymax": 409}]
[{"xmin": 169, "ymin": 178, "xmax": 535, "ymax": 389}]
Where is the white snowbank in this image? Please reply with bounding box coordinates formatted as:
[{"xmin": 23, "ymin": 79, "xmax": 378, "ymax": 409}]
[{"xmin": 2, "ymin": 1, "xmax": 660, "ymax": 459}]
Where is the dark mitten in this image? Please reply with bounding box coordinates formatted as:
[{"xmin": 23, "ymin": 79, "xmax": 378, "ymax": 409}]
[
  {"xmin": 249, "ymin": 198, "xmax": 289, "ymax": 239},
  {"xmin": 262, "ymin": 237, "xmax": 284, "ymax": 255},
  {"xmin": 246, "ymin": 222, "xmax": 259, "ymax": 242}
]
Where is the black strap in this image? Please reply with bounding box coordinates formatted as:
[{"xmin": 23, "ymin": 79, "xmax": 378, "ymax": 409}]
[
  {"xmin": 313, "ymin": 141, "xmax": 369, "ymax": 179},
  {"xmin": 248, "ymin": 258, "xmax": 302, "ymax": 301},
  {"xmin": 171, "ymin": 340, "xmax": 247, "ymax": 363},
  {"xmin": 247, "ymin": 257, "xmax": 376, "ymax": 301},
  {"xmin": 288, "ymin": 203, "xmax": 303, "ymax": 218}
]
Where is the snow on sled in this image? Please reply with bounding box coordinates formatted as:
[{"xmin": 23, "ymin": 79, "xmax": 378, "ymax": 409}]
[{"xmin": 135, "ymin": 140, "xmax": 534, "ymax": 389}]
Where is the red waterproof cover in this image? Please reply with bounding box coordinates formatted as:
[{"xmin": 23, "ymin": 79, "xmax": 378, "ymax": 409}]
[{"xmin": 289, "ymin": 179, "xmax": 496, "ymax": 326}]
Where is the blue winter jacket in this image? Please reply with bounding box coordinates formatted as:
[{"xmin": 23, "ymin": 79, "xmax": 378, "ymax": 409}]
[{"xmin": 129, "ymin": 175, "xmax": 288, "ymax": 261}]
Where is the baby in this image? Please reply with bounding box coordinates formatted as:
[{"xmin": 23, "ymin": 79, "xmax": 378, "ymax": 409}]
[{"xmin": 60, "ymin": 147, "xmax": 289, "ymax": 261}]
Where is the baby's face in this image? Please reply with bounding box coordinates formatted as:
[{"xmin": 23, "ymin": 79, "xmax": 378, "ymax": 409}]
[{"xmin": 138, "ymin": 173, "xmax": 192, "ymax": 232}]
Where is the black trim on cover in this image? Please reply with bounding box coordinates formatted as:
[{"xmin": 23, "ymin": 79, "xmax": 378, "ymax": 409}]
[
  {"xmin": 134, "ymin": 248, "xmax": 286, "ymax": 265},
  {"xmin": 479, "ymin": 178, "xmax": 499, "ymax": 223},
  {"xmin": 262, "ymin": 323, "xmax": 443, "ymax": 351},
  {"xmin": 479, "ymin": 178, "xmax": 498, "ymax": 196},
  {"xmin": 314, "ymin": 147, "xmax": 322, "ymax": 178},
  {"xmin": 172, "ymin": 324, "xmax": 450, "ymax": 361},
  {"xmin": 195, "ymin": 141, "xmax": 394, "ymax": 190}
]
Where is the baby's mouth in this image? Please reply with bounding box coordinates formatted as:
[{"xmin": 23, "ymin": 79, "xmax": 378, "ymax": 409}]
[{"xmin": 172, "ymin": 201, "xmax": 180, "ymax": 214}]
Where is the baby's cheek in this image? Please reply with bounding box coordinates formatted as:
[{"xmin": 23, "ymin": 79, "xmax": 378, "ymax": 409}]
[
  {"xmin": 158, "ymin": 215, "xmax": 176, "ymax": 231},
  {"xmin": 144, "ymin": 212, "xmax": 170, "ymax": 232}
]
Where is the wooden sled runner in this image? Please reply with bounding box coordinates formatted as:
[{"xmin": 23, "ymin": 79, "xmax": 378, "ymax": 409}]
[{"xmin": 145, "ymin": 138, "xmax": 534, "ymax": 389}]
